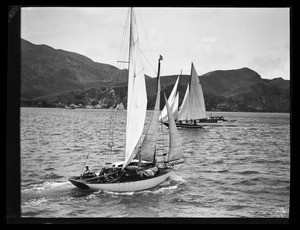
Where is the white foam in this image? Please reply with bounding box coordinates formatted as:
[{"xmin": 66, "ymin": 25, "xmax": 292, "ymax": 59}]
[
  {"xmin": 103, "ymin": 190, "xmax": 135, "ymax": 196},
  {"xmin": 170, "ymin": 174, "xmax": 186, "ymax": 183},
  {"xmin": 101, "ymin": 184, "xmax": 178, "ymax": 197},
  {"xmin": 23, "ymin": 181, "xmax": 70, "ymax": 192},
  {"xmin": 23, "ymin": 197, "xmax": 48, "ymax": 206}
]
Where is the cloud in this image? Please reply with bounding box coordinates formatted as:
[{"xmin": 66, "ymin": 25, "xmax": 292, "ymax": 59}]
[
  {"xmin": 200, "ymin": 37, "xmax": 218, "ymax": 43},
  {"xmin": 189, "ymin": 37, "xmax": 234, "ymax": 68},
  {"xmin": 250, "ymin": 56, "xmax": 290, "ymax": 79},
  {"xmin": 251, "ymin": 56, "xmax": 282, "ymax": 71}
]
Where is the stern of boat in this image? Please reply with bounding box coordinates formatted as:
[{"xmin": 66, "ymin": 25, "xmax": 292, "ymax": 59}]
[{"xmin": 69, "ymin": 177, "xmax": 90, "ymax": 190}]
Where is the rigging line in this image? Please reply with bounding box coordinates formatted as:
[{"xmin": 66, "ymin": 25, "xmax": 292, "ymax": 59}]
[
  {"xmin": 110, "ymin": 8, "xmax": 130, "ymax": 86},
  {"xmin": 136, "ymin": 9, "xmax": 156, "ymax": 69},
  {"xmin": 140, "ymin": 48, "xmax": 157, "ymax": 76},
  {"xmin": 160, "ymin": 118, "xmax": 166, "ymax": 163},
  {"xmin": 108, "ymin": 111, "xmax": 114, "ymax": 163},
  {"xmin": 117, "ymin": 8, "xmax": 130, "ymax": 68},
  {"xmin": 105, "ymin": 9, "xmax": 131, "ymax": 165}
]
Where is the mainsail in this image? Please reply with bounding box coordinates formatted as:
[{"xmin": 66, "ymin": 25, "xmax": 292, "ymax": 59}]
[
  {"xmin": 163, "ymin": 93, "xmax": 184, "ymax": 162},
  {"xmin": 139, "ymin": 58, "xmax": 162, "ymax": 162},
  {"xmin": 178, "ymin": 84, "xmax": 189, "ymax": 120},
  {"xmin": 172, "ymin": 92, "xmax": 179, "ymax": 120},
  {"xmin": 159, "ymin": 76, "xmax": 180, "ymax": 122},
  {"xmin": 178, "ymin": 63, "xmax": 206, "ymax": 121},
  {"xmin": 123, "ymin": 8, "xmax": 147, "ymax": 169}
]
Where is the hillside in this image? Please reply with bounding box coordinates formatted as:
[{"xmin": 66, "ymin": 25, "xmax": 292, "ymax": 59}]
[
  {"xmin": 21, "ymin": 39, "xmax": 128, "ymax": 100},
  {"xmin": 21, "ymin": 39, "xmax": 290, "ymax": 112}
]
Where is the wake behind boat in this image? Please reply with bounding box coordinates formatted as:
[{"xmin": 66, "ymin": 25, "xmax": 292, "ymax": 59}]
[{"xmin": 69, "ymin": 8, "xmax": 184, "ymax": 192}]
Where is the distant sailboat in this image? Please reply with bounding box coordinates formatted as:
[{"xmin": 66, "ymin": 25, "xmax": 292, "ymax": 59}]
[
  {"xmin": 163, "ymin": 63, "xmax": 237, "ymax": 128},
  {"xmin": 159, "ymin": 76, "xmax": 180, "ymax": 122},
  {"xmin": 115, "ymin": 102, "xmax": 125, "ymax": 110},
  {"xmin": 69, "ymin": 8, "xmax": 184, "ymax": 192}
]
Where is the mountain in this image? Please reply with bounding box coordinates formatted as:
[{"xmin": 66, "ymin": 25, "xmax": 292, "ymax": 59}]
[
  {"xmin": 21, "ymin": 39, "xmax": 129, "ymax": 100},
  {"xmin": 21, "ymin": 39, "xmax": 290, "ymax": 112},
  {"xmin": 155, "ymin": 68, "xmax": 289, "ymax": 112}
]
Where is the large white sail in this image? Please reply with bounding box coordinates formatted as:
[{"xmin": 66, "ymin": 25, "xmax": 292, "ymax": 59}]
[
  {"xmin": 123, "ymin": 8, "xmax": 147, "ymax": 169},
  {"xmin": 187, "ymin": 63, "xmax": 206, "ymax": 119},
  {"xmin": 163, "ymin": 93, "xmax": 184, "ymax": 162},
  {"xmin": 178, "ymin": 84, "xmax": 189, "ymax": 121},
  {"xmin": 177, "ymin": 64, "xmax": 206, "ymax": 121},
  {"xmin": 159, "ymin": 76, "xmax": 180, "ymax": 122}
]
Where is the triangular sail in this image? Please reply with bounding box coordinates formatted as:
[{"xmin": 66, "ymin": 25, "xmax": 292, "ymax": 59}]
[
  {"xmin": 178, "ymin": 84, "xmax": 189, "ymax": 121},
  {"xmin": 139, "ymin": 65, "xmax": 161, "ymax": 162},
  {"xmin": 187, "ymin": 63, "xmax": 206, "ymax": 120},
  {"xmin": 159, "ymin": 76, "xmax": 180, "ymax": 122},
  {"xmin": 123, "ymin": 8, "xmax": 147, "ymax": 169},
  {"xmin": 116, "ymin": 102, "xmax": 124, "ymax": 110},
  {"xmin": 172, "ymin": 92, "xmax": 179, "ymax": 120},
  {"xmin": 163, "ymin": 93, "xmax": 184, "ymax": 162}
]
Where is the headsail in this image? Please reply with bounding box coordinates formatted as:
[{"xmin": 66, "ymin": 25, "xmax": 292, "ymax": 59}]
[
  {"xmin": 163, "ymin": 93, "xmax": 184, "ymax": 163},
  {"xmin": 178, "ymin": 84, "xmax": 189, "ymax": 121},
  {"xmin": 123, "ymin": 8, "xmax": 147, "ymax": 169},
  {"xmin": 159, "ymin": 76, "xmax": 180, "ymax": 122},
  {"xmin": 172, "ymin": 92, "xmax": 179, "ymax": 120},
  {"xmin": 139, "ymin": 55, "xmax": 162, "ymax": 162}
]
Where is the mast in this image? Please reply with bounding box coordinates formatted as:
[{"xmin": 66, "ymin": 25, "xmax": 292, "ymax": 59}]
[
  {"xmin": 157, "ymin": 55, "xmax": 162, "ymax": 87},
  {"xmin": 129, "ymin": 7, "xmax": 133, "ymax": 68},
  {"xmin": 138, "ymin": 54, "xmax": 162, "ymax": 163}
]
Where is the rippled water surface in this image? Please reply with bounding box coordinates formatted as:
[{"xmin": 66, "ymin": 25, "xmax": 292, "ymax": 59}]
[{"xmin": 21, "ymin": 108, "xmax": 290, "ymax": 218}]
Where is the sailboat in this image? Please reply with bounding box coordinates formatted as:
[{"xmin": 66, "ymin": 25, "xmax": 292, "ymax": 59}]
[
  {"xmin": 159, "ymin": 76, "xmax": 181, "ymax": 123},
  {"xmin": 69, "ymin": 8, "xmax": 184, "ymax": 192},
  {"xmin": 162, "ymin": 63, "xmax": 237, "ymax": 128},
  {"xmin": 115, "ymin": 102, "xmax": 125, "ymax": 110}
]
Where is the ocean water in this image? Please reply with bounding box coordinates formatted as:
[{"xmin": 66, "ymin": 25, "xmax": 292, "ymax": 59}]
[{"xmin": 20, "ymin": 108, "xmax": 290, "ymax": 218}]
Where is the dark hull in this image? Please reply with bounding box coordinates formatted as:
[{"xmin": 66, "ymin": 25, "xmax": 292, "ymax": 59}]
[
  {"xmin": 163, "ymin": 122, "xmax": 204, "ymax": 128},
  {"xmin": 69, "ymin": 177, "xmax": 91, "ymax": 189},
  {"xmin": 68, "ymin": 167, "xmax": 173, "ymax": 192}
]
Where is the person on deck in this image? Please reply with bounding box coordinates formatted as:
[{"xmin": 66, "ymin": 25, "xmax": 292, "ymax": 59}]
[{"xmin": 84, "ymin": 166, "xmax": 90, "ymax": 174}]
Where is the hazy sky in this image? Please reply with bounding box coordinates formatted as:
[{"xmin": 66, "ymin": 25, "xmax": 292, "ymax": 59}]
[{"xmin": 21, "ymin": 7, "xmax": 290, "ymax": 80}]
